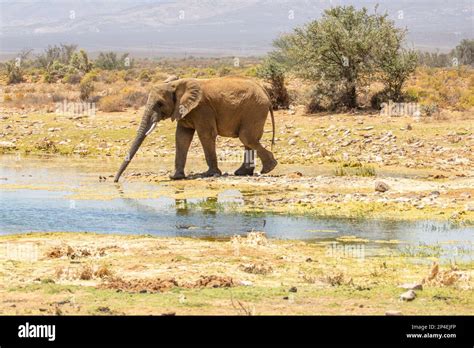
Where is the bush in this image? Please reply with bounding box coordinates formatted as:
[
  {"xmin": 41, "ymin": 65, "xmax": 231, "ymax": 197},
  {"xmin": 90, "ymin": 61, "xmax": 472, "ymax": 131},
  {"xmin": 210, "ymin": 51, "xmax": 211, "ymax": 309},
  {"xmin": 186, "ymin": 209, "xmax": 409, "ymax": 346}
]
[
  {"xmin": 94, "ymin": 52, "xmax": 132, "ymax": 70},
  {"xmin": 307, "ymin": 80, "xmax": 351, "ymax": 113},
  {"xmin": 98, "ymin": 95, "xmax": 125, "ymax": 112},
  {"xmin": 63, "ymin": 72, "xmax": 82, "ymax": 84},
  {"xmin": 83, "ymin": 70, "xmax": 99, "ymax": 82},
  {"xmin": 138, "ymin": 69, "xmax": 152, "ymax": 82},
  {"xmin": 5, "ymin": 60, "xmax": 24, "ymax": 84},
  {"xmin": 119, "ymin": 87, "xmax": 147, "ymax": 109},
  {"xmin": 70, "ymin": 49, "xmax": 92, "ymax": 73},
  {"xmin": 79, "ymin": 79, "xmax": 94, "ymax": 101},
  {"xmin": 257, "ymin": 60, "xmax": 289, "ymax": 109},
  {"xmin": 218, "ymin": 66, "xmax": 231, "ymax": 77}
]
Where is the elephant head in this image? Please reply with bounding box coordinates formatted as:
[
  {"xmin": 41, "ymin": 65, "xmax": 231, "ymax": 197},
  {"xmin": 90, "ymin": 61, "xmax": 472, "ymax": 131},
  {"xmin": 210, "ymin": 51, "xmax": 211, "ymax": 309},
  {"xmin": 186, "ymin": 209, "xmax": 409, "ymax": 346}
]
[{"xmin": 113, "ymin": 78, "xmax": 202, "ymax": 182}]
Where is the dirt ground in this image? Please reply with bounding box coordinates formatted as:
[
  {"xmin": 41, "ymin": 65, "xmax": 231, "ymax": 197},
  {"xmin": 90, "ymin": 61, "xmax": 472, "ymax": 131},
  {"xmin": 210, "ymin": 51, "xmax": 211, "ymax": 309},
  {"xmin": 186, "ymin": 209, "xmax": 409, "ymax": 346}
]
[{"xmin": 0, "ymin": 232, "xmax": 472, "ymax": 315}]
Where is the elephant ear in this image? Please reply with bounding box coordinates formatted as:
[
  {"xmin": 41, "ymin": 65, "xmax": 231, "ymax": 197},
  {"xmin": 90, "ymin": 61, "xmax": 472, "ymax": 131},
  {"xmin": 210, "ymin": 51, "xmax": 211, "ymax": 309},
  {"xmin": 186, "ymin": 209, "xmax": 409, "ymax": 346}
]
[{"xmin": 171, "ymin": 79, "xmax": 202, "ymax": 121}]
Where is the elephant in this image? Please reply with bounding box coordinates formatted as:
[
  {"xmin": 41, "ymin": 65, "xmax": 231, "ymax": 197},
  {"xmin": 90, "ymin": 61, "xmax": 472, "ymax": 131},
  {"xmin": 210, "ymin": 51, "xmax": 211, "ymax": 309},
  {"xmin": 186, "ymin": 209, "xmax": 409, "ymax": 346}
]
[{"xmin": 113, "ymin": 76, "xmax": 277, "ymax": 183}]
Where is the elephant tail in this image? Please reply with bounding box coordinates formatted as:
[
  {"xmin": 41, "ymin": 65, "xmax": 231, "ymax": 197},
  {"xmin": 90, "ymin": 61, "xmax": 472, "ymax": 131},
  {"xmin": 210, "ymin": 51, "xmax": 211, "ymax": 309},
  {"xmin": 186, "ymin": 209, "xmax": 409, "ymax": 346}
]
[{"xmin": 269, "ymin": 107, "xmax": 275, "ymax": 150}]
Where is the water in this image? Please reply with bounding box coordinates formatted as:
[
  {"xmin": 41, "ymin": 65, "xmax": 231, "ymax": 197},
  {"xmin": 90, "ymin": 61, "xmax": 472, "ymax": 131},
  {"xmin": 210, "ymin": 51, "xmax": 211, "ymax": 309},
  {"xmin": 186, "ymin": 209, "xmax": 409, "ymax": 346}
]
[{"xmin": 1, "ymin": 156, "xmax": 473, "ymax": 259}]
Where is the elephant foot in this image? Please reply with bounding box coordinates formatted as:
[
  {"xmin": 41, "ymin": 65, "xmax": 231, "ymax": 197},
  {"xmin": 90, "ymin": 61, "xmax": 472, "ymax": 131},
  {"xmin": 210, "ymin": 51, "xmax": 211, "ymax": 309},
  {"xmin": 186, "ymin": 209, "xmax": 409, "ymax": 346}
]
[
  {"xmin": 201, "ymin": 168, "xmax": 222, "ymax": 178},
  {"xmin": 234, "ymin": 164, "xmax": 255, "ymax": 176},
  {"xmin": 170, "ymin": 171, "xmax": 186, "ymax": 180},
  {"xmin": 261, "ymin": 159, "xmax": 278, "ymax": 174}
]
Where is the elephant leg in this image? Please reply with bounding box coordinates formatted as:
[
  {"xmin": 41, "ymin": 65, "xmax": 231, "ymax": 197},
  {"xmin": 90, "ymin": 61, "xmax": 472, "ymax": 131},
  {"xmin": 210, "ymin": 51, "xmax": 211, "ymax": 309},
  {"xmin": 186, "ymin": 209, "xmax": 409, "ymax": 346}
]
[
  {"xmin": 170, "ymin": 125, "xmax": 195, "ymax": 180},
  {"xmin": 234, "ymin": 146, "xmax": 255, "ymax": 176},
  {"xmin": 239, "ymin": 133, "xmax": 277, "ymax": 174},
  {"xmin": 197, "ymin": 130, "xmax": 221, "ymax": 177}
]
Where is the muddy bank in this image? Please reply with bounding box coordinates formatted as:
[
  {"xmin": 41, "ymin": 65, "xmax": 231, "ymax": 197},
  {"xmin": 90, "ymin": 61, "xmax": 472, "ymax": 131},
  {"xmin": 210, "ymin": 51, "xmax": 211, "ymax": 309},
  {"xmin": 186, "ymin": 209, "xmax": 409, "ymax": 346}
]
[{"xmin": 0, "ymin": 232, "xmax": 472, "ymax": 315}]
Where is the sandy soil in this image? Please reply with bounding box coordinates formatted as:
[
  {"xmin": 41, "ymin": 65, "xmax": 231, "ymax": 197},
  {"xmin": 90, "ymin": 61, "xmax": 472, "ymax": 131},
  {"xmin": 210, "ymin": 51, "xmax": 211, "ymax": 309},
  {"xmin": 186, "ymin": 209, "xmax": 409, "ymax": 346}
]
[{"xmin": 0, "ymin": 232, "xmax": 472, "ymax": 315}]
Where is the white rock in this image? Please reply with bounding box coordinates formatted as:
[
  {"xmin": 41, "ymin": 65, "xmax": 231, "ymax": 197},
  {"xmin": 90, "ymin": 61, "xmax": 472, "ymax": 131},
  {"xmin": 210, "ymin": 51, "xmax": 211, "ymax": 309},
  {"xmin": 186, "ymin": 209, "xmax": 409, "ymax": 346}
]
[{"xmin": 400, "ymin": 290, "xmax": 416, "ymax": 301}]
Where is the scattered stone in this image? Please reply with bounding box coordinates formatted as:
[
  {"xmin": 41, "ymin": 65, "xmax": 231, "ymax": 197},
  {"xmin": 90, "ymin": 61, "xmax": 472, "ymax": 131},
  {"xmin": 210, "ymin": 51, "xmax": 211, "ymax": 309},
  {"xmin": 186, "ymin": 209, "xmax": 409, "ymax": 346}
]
[
  {"xmin": 288, "ymin": 138, "xmax": 296, "ymax": 146},
  {"xmin": 287, "ymin": 171, "xmax": 303, "ymax": 179},
  {"xmin": 400, "ymin": 290, "xmax": 416, "ymax": 301},
  {"xmin": 385, "ymin": 310, "xmax": 403, "ymax": 316},
  {"xmin": 97, "ymin": 306, "xmax": 111, "ymax": 313},
  {"xmin": 375, "ymin": 181, "xmax": 390, "ymax": 192},
  {"xmin": 398, "ymin": 283, "xmax": 423, "ymax": 291},
  {"xmin": 289, "ymin": 286, "xmax": 297, "ymax": 293},
  {"xmin": 240, "ymin": 280, "xmax": 253, "ymax": 286}
]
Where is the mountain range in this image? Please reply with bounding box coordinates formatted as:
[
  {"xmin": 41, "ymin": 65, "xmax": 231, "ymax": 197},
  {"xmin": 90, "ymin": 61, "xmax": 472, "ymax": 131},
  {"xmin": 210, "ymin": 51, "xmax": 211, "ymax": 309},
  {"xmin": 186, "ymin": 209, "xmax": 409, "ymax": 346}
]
[{"xmin": 0, "ymin": 0, "xmax": 472, "ymax": 57}]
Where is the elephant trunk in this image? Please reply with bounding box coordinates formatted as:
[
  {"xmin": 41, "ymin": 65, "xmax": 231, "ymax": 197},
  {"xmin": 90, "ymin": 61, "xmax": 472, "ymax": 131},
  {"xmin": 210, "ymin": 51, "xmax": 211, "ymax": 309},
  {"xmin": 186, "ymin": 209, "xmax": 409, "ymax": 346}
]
[{"xmin": 114, "ymin": 104, "xmax": 158, "ymax": 183}]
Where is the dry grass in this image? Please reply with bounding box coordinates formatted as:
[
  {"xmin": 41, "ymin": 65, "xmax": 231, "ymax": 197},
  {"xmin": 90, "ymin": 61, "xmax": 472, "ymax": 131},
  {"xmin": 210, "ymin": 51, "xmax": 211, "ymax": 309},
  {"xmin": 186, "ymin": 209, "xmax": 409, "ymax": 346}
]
[{"xmin": 0, "ymin": 232, "xmax": 472, "ymax": 315}]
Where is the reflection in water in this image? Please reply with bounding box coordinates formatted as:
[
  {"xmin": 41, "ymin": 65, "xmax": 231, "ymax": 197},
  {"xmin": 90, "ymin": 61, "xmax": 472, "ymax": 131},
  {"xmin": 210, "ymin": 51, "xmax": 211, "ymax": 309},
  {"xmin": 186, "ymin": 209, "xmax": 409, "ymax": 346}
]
[
  {"xmin": 1, "ymin": 157, "xmax": 473, "ymax": 261},
  {"xmin": 1, "ymin": 189, "xmax": 473, "ymax": 244},
  {"xmin": 175, "ymin": 198, "xmax": 190, "ymax": 216}
]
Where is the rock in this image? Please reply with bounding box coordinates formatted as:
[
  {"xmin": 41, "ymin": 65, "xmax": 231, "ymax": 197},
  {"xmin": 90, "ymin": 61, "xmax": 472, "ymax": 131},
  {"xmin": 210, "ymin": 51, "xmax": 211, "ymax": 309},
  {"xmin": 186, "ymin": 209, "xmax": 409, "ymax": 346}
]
[
  {"xmin": 398, "ymin": 283, "xmax": 423, "ymax": 290},
  {"xmin": 240, "ymin": 280, "xmax": 253, "ymax": 286},
  {"xmin": 288, "ymin": 138, "xmax": 296, "ymax": 146},
  {"xmin": 385, "ymin": 310, "xmax": 403, "ymax": 316},
  {"xmin": 287, "ymin": 171, "xmax": 303, "ymax": 179},
  {"xmin": 465, "ymin": 203, "xmax": 474, "ymax": 212},
  {"xmin": 400, "ymin": 290, "xmax": 416, "ymax": 301},
  {"xmin": 289, "ymin": 286, "xmax": 297, "ymax": 293},
  {"xmin": 375, "ymin": 181, "xmax": 390, "ymax": 192}
]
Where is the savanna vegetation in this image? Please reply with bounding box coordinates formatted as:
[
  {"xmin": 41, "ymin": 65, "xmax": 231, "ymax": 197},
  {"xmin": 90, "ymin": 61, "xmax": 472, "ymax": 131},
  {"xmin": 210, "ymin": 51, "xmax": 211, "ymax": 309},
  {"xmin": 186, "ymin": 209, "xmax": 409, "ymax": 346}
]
[
  {"xmin": 0, "ymin": 5, "xmax": 473, "ymax": 316},
  {"xmin": 1, "ymin": 7, "xmax": 472, "ymax": 116}
]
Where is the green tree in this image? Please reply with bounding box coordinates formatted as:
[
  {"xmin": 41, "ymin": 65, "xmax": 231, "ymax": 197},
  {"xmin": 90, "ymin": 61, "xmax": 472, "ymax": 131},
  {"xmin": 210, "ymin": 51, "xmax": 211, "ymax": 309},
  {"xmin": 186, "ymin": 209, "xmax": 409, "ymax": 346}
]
[
  {"xmin": 70, "ymin": 49, "xmax": 92, "ymax": 73},
  {"xmin": 94, "ymin": 52, "xmax": 132, "ymax": 70},
  {"xmin": 452, "ymin": 39, "xmax": 474, "ymax": 66},
  {"xmin": 378, "ymin": 49, "xmax": 418, "ymax": 101},
  {"xmin": 256, "ymin": 59, "xmax": 289, "ymax": 109},
  {"xmin": 270, "ymin": 5, "xmax": 413, "ymax": 110}
]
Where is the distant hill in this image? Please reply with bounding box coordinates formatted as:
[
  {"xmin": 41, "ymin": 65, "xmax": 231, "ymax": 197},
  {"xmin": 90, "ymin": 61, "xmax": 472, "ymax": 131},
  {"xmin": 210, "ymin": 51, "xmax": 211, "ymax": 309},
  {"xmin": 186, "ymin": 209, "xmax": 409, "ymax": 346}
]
[{"xmin": 0, "ymin": 0, "xmax": 472, "ymax": 57}]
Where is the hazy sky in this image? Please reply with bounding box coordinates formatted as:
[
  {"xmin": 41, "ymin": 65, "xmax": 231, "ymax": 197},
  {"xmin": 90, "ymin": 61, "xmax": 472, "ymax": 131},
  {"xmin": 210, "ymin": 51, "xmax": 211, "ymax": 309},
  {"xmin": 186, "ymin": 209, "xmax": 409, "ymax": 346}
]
[{"xmin": 0, "ymin": 0, "xmax": 472, "ymax": 56}]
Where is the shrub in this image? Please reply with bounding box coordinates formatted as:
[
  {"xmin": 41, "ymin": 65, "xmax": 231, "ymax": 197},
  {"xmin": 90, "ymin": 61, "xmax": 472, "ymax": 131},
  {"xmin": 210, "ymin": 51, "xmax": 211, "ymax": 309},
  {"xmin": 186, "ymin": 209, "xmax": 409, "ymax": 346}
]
[
  {"xmin": 70, "ymin": 49, "xmax": 92, "ymax": 73},
  {"xmin": 63, "ymin": 72, "xmax": 82, "ymax": 84},
  {"xmin": 218, "ymin": 66, "xmax": 231, "ymax": 77},
  {"xmin": 79, "ymin": 79, "xmax": 94, "ymax": 101},
  {"xmin": 138, "ymin": 69, "xmax": 152, "ymax": 82},
  {"xmin": 257, "ymin": 60, "xmax": 289, "ymax": 110},
  {"xmin": 98, "ymin": 95, "xmax": 125, "ymax": 112},
  {"xmin": 119, "ymin": 87, "xmax": 147, "ymax": 109},
  {"xmin": 94, "ymin": 52, "xmax": 132, "ymax": 70},
  {"xmin": 307, "ymin": 80, "xmax": 350, "ymax": 113},
  {"xmin": 5, "ymin": 60, "xmax": 24, "ymax": 84}
]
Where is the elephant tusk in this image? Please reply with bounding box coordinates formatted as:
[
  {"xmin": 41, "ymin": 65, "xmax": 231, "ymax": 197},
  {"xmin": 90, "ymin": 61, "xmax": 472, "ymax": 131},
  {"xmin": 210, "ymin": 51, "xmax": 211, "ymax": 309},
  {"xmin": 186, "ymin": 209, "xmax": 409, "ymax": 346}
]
[{"xmin": 145, "ymin": 122, "xmax": 157, "ymax": 136}]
